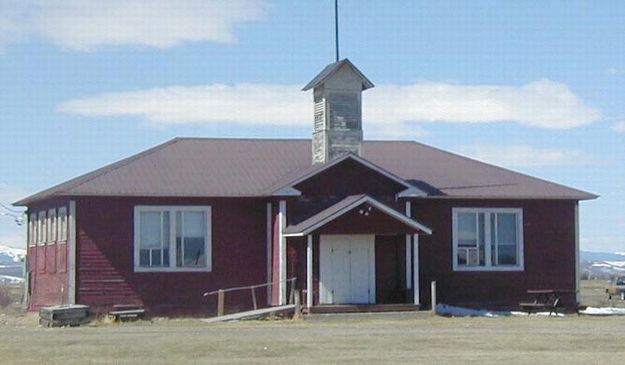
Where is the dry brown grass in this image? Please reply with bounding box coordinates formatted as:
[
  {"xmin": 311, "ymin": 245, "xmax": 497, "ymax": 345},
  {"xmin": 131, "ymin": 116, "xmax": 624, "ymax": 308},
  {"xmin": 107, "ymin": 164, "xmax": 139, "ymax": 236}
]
[
  {"xmin": 1, "ymin": 314, "xmax": 625, "ymax": 364},
  {"xmin": 580, "ymin": 279, "xmax": 625, "ymax": 308},
  {"xmin": 1, "ymin": 281, "xmax": 624, "ymax": 364}
]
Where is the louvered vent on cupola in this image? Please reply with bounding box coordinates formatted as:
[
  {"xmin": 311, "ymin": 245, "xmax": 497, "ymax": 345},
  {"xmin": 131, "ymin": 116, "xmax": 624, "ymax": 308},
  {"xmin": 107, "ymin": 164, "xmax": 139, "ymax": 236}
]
[{"xmin": 303, "ymin": 59, "xmax": 374, "ymax": 164}]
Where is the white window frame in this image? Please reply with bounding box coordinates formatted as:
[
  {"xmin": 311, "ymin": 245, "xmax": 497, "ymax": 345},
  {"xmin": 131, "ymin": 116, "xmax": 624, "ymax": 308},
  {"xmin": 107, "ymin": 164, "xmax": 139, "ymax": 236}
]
[
  {"xmin": 28, "ymin": 214, "xmax": 36, "ymax": 247},
  {"xmin": 48, "ymin": 208, "xmax": 57, "ymax": 244},
  {"xmin": 134, "ymin": 205, "xmax": 212, "ymax": 273},
  {"xmin": 58, "ymin": 207, "xmax": 68, "ymax": 243},
  {"xmin": 452, "ymin": 207, "xmax": 524, "ymax": 272},
  {"xmin": 37, "ymin": 211, "xmax": 47, "ymax": 245}
]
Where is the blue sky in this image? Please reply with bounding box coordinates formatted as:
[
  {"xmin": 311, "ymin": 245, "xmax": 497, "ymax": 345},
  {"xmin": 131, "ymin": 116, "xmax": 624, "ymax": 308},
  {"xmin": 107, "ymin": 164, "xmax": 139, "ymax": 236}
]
[{"xmin": 0, "ymin": 0, "xmax": 624, "ymax": 251}]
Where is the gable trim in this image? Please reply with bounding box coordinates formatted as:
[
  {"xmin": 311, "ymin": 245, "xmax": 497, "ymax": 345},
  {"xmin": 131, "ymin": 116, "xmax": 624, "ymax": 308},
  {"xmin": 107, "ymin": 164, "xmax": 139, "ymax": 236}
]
[
  {"xmin": 283, "ymin": 195, "xmax": 432, "ymax": 237},
  {"xmin": 272, "ymin": 153, "xmax": 418, "ymax": 196}
]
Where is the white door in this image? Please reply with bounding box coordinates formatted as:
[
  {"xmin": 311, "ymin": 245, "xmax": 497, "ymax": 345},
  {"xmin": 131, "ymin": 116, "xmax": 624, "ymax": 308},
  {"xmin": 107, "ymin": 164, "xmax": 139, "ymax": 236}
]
[{"xmin": 319, "ymin": 235, "xmax": 376, "ymax": 304}]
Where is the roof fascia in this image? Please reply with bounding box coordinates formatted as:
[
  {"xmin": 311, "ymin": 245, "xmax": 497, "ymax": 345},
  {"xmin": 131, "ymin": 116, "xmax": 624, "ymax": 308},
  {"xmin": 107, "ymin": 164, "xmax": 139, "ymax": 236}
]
[
  {"xmin": 272, "ymin": 186, "xmax": 302, "ymax": 197},
  {"xmin": 283, "ymin": 195, "xmax": 432, "ymax": 237},
  {"xmin": 272, "ymin": 153, "xmax": 415, "ymax": 196}
]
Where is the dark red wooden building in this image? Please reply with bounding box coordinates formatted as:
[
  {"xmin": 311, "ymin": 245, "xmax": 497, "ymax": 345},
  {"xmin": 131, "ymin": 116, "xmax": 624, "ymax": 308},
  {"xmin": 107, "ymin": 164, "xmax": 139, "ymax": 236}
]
[{"xmin": 16, "ymin": 60, "xmax": 596, "ymax": 315}]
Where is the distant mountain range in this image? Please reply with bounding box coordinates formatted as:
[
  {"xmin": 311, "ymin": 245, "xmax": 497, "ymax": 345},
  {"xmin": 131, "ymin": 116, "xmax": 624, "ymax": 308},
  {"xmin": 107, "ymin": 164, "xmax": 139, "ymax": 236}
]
[
  {"xmin": 581, "ymin": 251, "xmax": 625, "ymax": 279},
  {"xmin": 0, "ymin": 245, "xmax": 25, "ymax": 285}
]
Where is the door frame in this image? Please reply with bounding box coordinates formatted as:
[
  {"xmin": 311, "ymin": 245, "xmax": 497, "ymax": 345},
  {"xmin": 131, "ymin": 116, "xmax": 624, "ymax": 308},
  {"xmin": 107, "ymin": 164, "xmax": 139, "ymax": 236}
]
[{"xmin": 319, "ymin": 234, "xmax": 376, "ymax": 304}]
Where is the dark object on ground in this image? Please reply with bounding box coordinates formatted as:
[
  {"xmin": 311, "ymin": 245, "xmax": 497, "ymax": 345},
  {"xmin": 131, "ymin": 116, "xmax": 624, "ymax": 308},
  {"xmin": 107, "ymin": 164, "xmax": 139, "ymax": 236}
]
[
  {"xmin": 39, "ymin": 304, "xmax": 91, "ymax": 327},
  {"xmin": 109, "ymin": 304, "xmax": 145, "ymax": 321}
]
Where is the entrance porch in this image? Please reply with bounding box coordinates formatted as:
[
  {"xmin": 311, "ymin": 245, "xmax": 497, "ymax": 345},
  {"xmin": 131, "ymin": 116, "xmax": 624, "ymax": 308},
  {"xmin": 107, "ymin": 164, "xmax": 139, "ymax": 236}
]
[{"xmin": 280, "ymin": 195, "xmax": 432, "ymax": 311}]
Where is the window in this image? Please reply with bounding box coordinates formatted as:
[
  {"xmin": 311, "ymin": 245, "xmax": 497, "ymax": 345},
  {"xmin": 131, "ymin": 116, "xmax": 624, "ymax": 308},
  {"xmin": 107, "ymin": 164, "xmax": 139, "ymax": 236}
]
[
  {"xmin": 48, "ymin": 209, "xmax": 57, "ymax": 243},
  {"xmin": 38, "ymin": 211, "xmax": 47, "ymax": 245},
  {"xmin": 58, "ymin": 207, "xmax": 68, "ymax": 242},
  {"xmin": 134, "ymin": 206, "xmax": 211, "ymax": 272},
  {"xmin": 452, "ymin": 208, "xmax": 523, "ymax": 271},
  {"xmin": 28, "ymin": 214, "xmax": 36, "ymax": 246}
]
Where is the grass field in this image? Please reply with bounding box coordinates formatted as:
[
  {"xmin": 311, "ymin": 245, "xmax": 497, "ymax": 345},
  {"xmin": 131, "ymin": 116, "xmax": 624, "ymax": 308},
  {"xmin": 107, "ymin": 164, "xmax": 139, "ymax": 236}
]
[{"xmin": 1, "ymin": 281, "xmax": 624, "ymax": 364}]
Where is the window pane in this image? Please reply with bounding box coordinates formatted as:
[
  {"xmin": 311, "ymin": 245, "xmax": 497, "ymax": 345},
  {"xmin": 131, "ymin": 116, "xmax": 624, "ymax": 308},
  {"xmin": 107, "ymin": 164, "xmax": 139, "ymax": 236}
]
[
  {"xmin": 498, "ymin": 245, "xmax": 517, "ymax": 265},
  {"xmin": 176, "ymin": 241, "xmax": 183, "ymax": 267},
  {"xmin": 139, "ymin": 249, "xmax": 150, "ymax": 266},
  {"xmin": 497, "ymin": 213, "xmax": 517, "ymax": 244},
  {"xmin": 457, "ymin": 213, "xmax": 477, "ymax": 247},
  {"xmin": 184, "ymin": 238, "xmax": 205, "ymax": 267},
  {"xmin": 496, "ymin": 213, "xmax": 517, "ymax": 266},
  {"xmin": 176, "ymin": 211, "xmax": 206, "ymax": 268},
  {"xmin": 151, "ymin": 249, "xmax": 162, "ymax": 266},
  {"xmin": 491, "ymin": 213, "xmax": 497, "ymax": 265},
  {"xmin": 457, "ymin": 249, "xmax": 467, "ymax": 265},
  {"xmin": 140, "ymin": 212, "xmax": 162, "ymax": 249},
  {"xmin": 183, "ymin": 212, "xmax": 205, "ymax": 238},
  {"xmin": 163, "ymin": 248, "xmax": 170, "ymax": 266},
  {"xmin": 478, "ymin": 213, "xmax": 485, "ymax": 266}
]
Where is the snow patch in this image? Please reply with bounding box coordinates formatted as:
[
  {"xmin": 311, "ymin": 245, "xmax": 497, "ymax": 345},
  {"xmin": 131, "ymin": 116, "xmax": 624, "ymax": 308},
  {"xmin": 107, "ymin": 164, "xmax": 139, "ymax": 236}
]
[
  {"xmin": 0, "ymin": 275, "xmax": 24, "ymax": 285},
  {"xmin": 0, "ymin": 245, "xmax": 25, "ymax": 263},
  {"xmin": 579, "ymin": 307, "xmax": 625, "ymax": 316},
  {"xmin": 435, "ymin": 304, "xmax": 563, "ymax": 317}
]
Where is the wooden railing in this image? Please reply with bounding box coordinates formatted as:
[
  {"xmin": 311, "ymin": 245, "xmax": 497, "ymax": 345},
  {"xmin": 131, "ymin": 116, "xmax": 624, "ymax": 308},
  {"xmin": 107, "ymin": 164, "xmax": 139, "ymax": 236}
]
[{"xmin": 203, "ymin": 277, "xmax": 297, "ymax": 317}]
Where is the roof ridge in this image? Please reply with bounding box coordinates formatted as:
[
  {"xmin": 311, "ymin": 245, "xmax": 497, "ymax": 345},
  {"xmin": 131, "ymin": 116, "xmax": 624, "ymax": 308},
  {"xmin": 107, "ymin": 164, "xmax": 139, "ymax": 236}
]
[
  {"xmin": 176, "ymin": 137, "xmax": 310, "ymax": 142},
  {"xmin": 14, "ymin": 138, "xmax": 182, "ymax": 205},
  {"xmin": 406, "ymin": 140, "xmax": 599, "ymax": 199}
]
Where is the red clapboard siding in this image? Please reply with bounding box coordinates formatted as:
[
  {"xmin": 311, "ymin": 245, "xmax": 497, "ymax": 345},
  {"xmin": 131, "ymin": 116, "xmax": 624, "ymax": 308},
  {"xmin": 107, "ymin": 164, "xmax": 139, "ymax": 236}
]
[
  {"xmin": 75, "ymin": 197, "xmax": 268, "ymax": 315},
  {"xmin": 414, "ymin": 199, "xmax": 578, "ymax": 309}
]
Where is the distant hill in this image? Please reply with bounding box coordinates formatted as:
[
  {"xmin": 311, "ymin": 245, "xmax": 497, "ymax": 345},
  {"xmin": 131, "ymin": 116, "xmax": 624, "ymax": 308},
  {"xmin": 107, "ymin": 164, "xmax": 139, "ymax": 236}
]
[
  {"xmin": 581, "ymin": 251, "xmax": 625, "ymax": 280},
  {"xmin": 0, "ymin": 245, "xmax": 25, "ymax": 284}
]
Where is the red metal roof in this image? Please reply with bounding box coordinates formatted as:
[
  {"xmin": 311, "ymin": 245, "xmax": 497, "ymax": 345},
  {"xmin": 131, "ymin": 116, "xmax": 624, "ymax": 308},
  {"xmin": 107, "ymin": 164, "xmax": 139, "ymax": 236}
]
[{"xmin": 15, "ymin": 137, "xmax": 598, "ymax": 205}]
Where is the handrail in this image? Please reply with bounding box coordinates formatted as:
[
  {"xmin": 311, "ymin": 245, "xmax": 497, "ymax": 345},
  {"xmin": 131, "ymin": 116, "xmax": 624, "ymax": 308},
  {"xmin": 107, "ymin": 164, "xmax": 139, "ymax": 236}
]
[
  {"xmin": 203, "ymin": 277, "xmax": 298, "ymax": 316},
  {"xmin": 203, "ymin": 277, "xmax": 297, "ymax": 297}
]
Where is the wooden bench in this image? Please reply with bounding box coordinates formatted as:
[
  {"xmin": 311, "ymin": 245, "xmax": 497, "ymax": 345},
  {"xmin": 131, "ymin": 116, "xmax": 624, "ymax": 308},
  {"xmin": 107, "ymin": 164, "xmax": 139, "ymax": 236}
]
[
  {"xmin": 520, "ymin": 289, "xmax": 569, "ymax": 316},
  {"xmin": 109, "ymin": 304, "xmax": 145, "ymax": 321}
]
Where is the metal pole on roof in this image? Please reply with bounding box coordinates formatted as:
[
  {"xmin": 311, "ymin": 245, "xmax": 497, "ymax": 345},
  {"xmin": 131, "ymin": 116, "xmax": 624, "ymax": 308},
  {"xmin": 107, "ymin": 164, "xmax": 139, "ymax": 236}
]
[{"xmin": 335, "ymin": 0, "xmax": 340, "ymax": 62}]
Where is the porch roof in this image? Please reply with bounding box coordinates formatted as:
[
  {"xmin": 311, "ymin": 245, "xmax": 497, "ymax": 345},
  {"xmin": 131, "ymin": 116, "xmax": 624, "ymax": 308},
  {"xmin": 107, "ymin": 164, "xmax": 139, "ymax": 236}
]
[{"xmin": 282, "ymin": 194, "xmax": 432, "ymax": 237}]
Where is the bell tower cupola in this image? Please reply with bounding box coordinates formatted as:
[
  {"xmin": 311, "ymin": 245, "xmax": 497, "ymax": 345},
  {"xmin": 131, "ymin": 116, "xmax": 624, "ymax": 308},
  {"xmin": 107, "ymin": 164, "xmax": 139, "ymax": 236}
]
[{"xmin": 302, "ymin": 59, "xmax": 374, "ymax": 164}]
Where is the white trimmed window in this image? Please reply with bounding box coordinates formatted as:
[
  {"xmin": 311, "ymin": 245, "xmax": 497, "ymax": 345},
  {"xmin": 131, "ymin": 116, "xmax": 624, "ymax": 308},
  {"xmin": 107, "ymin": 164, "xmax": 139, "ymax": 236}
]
[
  {"xmin": 452, "ymin": 208, "xmax": 524, "ymax": 271},
  {"xmin": 29, "ymin": 214, "xmax": 36, "ymax": 246},
  {"xmin": 48, "ymin": 209, "xmax": 57, "ymax": 243},
  {"xmin": 58, "ymin": 207, "xmax": 68, "ymax": 242},
  {"xmin": 134, "ymin": 206, "xmax": 212, "ymax": 272},
  {"xmin": 38, "ymin": 211, "xmax": 47, "ymax": 245}
]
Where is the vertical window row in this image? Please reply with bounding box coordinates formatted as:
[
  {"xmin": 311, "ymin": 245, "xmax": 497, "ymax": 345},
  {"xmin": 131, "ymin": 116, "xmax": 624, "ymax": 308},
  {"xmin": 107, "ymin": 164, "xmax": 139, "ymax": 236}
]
[{"xmin": 28, "ymin": 206, "xmax": 69, "ymax": 246}]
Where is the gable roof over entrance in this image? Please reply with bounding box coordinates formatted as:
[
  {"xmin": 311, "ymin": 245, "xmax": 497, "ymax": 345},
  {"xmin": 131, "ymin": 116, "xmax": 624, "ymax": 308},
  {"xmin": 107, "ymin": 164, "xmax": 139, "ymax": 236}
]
[{"xmin": 283, "ymin": 194, "xmax": 432, "ymax": 237}]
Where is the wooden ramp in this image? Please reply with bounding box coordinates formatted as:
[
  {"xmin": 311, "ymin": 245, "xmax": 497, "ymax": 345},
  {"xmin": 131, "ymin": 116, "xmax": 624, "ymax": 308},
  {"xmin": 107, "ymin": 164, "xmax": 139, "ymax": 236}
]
[{"xmin": 200, "ymin": 304, "xmax": 296, "ymax": 323}]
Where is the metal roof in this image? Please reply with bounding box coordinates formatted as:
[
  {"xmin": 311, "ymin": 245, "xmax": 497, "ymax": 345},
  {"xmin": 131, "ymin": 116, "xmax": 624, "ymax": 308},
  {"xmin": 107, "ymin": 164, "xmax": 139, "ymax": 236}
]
[
  {"xmin": 302, "ymin": 58, "xmax": 375, "ymax": 91},
  {"xmin": 283, "ymin": 194, "xmax": 432, "ymax": 237},
  {"xmin": 15, "ymin": 138, "xmax": 598, "ymax": 205}
]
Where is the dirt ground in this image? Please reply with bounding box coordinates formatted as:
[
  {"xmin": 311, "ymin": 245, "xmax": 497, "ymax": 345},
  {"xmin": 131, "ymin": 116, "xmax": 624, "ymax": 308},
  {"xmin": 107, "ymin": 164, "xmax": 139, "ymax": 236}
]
[{"xmin": 1, "ymin": 280, "xmax": 624, "ymax": 364}]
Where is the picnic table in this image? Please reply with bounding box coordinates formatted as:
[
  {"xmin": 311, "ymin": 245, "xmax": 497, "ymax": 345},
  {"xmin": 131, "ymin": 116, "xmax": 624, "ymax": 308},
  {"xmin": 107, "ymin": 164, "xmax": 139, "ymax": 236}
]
[{"xmin": 520, "ymin": 289, "xmax": 577, "ymax": 316}]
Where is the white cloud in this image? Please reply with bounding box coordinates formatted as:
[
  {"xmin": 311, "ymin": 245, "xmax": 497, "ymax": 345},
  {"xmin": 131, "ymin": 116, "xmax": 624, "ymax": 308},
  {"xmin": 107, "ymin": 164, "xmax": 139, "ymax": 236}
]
[
  {"xmin": 613, "ymin": 121, "xmax": 625, "ymax": 133},
  {"xmin": 456, "ymin": 145, "xmax": 599, "ymax": 168},
  {"xmin": 58, "ymin": 79, "xmax": 600, "ymax": 135},
  {"xmin": 0, "ymin": 0, "xmax": 266, "ymax": 50},
  {"xmin": 367, "ymin": 80, "xmax": 599, "ymax": 129},
  {"xmin": 0, "ymin": 184, "xmax": 29, "ymax": 249}
]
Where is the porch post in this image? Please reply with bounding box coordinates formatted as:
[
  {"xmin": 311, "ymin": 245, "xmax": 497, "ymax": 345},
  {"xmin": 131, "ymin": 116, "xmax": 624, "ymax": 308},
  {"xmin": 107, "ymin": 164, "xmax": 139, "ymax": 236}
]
[
  {"xmin": 68, "ymin": 200, "xmax": 77, "ymax": 305},
  {"xmin": 405, "ymin": 201, "xmax": 412, "ymax": 289},
  {"xmin": 278, "ymin": 200, "xmax": 287, "ymax": 305},
  {"xmin": 307, "ymin": 234, "xmax": 313, "ymax": 308},
  {"xmin": 266, "ymin": 202, "xmax": 272, "ymax": 305},
  {"xmin": 413, "ymin": 233, "xmax": 420, "ymax": 305},
  {"xmin": 575, "ymin": 202, "xmax": 580, "ymax": 303}
]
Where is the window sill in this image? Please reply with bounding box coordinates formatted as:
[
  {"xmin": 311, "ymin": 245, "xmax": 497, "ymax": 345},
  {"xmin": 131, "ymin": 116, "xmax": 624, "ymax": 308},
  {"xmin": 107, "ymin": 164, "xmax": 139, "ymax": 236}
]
[
  {"xmin": 134, "ymin": 267, "xmax": 212, "ymax": 273},
  {"xmin": 453, "ymin": 266, "xmax": 524, "ymax": 272}
]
